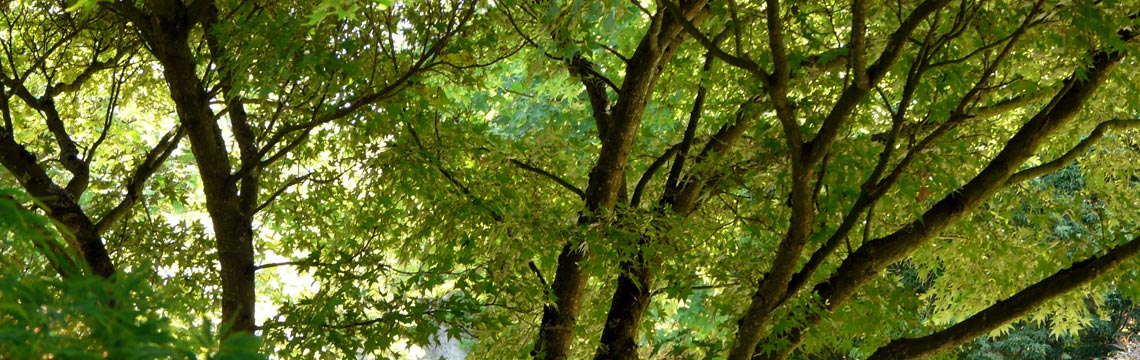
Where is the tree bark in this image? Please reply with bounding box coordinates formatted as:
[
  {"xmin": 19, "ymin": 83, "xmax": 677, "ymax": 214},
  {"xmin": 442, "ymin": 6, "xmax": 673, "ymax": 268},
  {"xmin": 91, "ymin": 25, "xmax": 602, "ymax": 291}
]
[
  {"xmin": 594, "ymin": 248, "xmax": 655, "ymax": 360},
  {"xmin": 534, "ymin": 2, "xmax": 708, "ymax": 359},
  {"xmin": 0, "ymin": 134, "xmax": 115, "ymax": 278},
  {"xmin": 752, "ymin": 27, "xmax": 1134, "ymax": 359},
  {"xmin": 726, "ymin": 1, "xmax": 953, "ymax": 358},
  {"xmin": 535, "ymin": 243, "xmax": 592, "ymax": 360},
  {"xmin": 867, "ymin": 233, "xmax": 1140, "ymax": 359},
  {"xmin": 0, "ymin": 46, "xmax": 119, "ymax": 278},
  {"xmin": 115, "ymin": 0, "xmax": 258, "ymax": 336}
]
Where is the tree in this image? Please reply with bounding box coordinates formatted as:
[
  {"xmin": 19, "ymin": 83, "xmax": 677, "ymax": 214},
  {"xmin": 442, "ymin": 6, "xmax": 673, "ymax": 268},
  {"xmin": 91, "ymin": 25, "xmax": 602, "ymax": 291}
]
[
  {"xmin": 4, "ymin": 0, "xmax": 479, "ymax": 346},
  {"xmin": 3, "ymin": 0, "xmax": 1140, "ymax": 359},
  {"xmin": 499, "ymin": 0, "xmax": 1140, "ymax": 359}
]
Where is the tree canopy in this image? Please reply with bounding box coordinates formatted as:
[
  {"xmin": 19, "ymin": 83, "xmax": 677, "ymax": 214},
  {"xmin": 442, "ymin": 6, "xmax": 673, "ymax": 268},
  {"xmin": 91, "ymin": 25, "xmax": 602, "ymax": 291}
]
[{"xmin": 2, "ymin": 0, "xmax": 1140, "ymax": 359}]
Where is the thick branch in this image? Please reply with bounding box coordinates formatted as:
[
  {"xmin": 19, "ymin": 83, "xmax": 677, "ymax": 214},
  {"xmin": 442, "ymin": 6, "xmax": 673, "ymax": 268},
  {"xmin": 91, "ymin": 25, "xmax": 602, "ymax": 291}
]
[
  {"xmin": 778, "ymin": 10, "xmax": 1042, "ymax": 314},
  {"xmin": 45, "ymin": 57, "xmax": 119, "ymax": 98},
  {"xmin": 850, "ymin": 0, "xmax": 868, "ymax": 89},
  {"xmin": 728, "ymin": 4, "xmax": 955, "ymax": 358},
  {"xmin": 753, "ymin": 23, "xmax": 1135, "ymax": 360},
  {"xmin": 0, "ymin": 131, "xmax": 114, "ymax": 278},
  {"xmin": 0, "ymin": 86, "xmax": 11, "ymax": 131},
  {"xmin": 203, "ymin": 5, "xmax": 260, "ymax": 216},
  {"xmin": 129, "ymin": 0, "xmax": 253, "ymax": 338},
  {"xmin": 782, "ymin": 28, "xmax": 944, "ymax": 308},
  {"xmin": 765, "ymin": 0, "xmax": 790, "ymax": 86},
  {"xmin": 0, "ymin": 77, "xmax": 90, "ymax": 197},
  {"xmin": 868, "ymin": 233, "xmax": 1140, "ymax": 359},
  {"xmin": 663, "ymin": 47, "xmax": 718, "ymax": 207},
  {"xmin": 43, "ymin": 101, "xmax": 90, "ymax": 197},
  {"xmin": 537, "ymin": 2, "xmax": 710, "ymax": 359},
  {"xmin": 658, "ymin": 30, "xmax": 743, "ymax": 210},
  {"xmin": 763, "ymin": 0, "xmax": 802, "ymax": 156},
  {"xmin": 789, "ymin": 28, "xmax": 1134, "ymax": 359}
]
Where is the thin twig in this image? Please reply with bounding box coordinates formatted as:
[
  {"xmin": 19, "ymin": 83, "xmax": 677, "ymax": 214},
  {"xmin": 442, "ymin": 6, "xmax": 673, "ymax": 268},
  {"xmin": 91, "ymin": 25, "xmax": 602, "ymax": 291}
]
[{"xmin": 509, "ymin": 159, "xmax": 585, "ymax": 199}]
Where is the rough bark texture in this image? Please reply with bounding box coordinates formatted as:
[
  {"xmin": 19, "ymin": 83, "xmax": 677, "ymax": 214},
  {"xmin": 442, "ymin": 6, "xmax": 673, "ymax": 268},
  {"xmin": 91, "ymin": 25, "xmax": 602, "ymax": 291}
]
[
  {"xmin": 535, "ymin": 243, "xmax": 591, "ymax": 360},
  {"xmin": 0, "ymin": 134, "xmax": 115, "ymax": 278},
  {"xmin": 594, "ymin": 250, "xmax": 655, "ymax": 360},
  {"xmin": 589, "ymin": 4, "xmax": 711, "ymax": 360},
  {"xmin": 532, "ymin": 55, "xmax": 610, "ymax": 360},
  {"xmin": 0, "ymin": 37, "xmax": 121, "ymax": 278},
  {"xmin": 114, "ymin": 0, "xmax": 258, "ymax": 336},
  {"xmin": 534, "ymin": 2, "xmax": 708, "ymax": 359}
]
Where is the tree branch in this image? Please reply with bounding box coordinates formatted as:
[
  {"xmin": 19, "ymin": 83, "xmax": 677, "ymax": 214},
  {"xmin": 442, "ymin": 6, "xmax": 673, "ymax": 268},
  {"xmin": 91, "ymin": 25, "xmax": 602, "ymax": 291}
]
[
  {"xmin": 241, "ymin": 3, "xmax": 478, "ymax": 181},
  {"xmin": 751, "ymin": 13, "xmax": 1135, "ymax": 360},
  {"xmin": 673, "ymin": 94, "xmax": 764, "ymax": 214},
  {"xmin": 0, "ymin": 77, "xmax": 90, "ymax": 197},
  {"xmin": 761, "ymin": 0, "xmax": 804, "ymax": 156},
  {"xmin": 0, "ymin": 85, "xmax": 12, "ymax": 132},
  {"xmin": 778, "ymin": 9, "xmax": 1041, "ymax": 311},
  {"xmin": 850, "ymin": 0, "xmax": 868, "ymax": 89},
  {"xmin": 0, "ymin": 130, "xmax": 115, "ymax": 278},
  {"xmin": 85, "ymin": 66, "xmax": 126, "ymax": 165},
  {"xmin": 781, "ymin": 28, "xmax": 941, "ymax": 308},
  {"xmin": 95, "ymin": 125, "xmax": 186, "ymax": 234},
  {"xmin": 662, "ymin": 34, "xmax": 726, "ymax": 210},
  {"xmin": 528, "ymin": 260, "xmax": 550, "ymax": 293},
  {"xmin": 44, "ymin": 57, "xmax": 119, "ymax": 98},
  {"xmin": 1007, "ymin": 119, "xmax": 1140, "ymax": 185},
  {"xmin": 773, "ymin": 26, "xmax": 1134, "ymax": 360},
  {"xmin": 254, "ymin": 172, "xmax": 341, "ymax": 214},
  {"xmin": 807, "ymin": 0, "xmax": 953, "ymax": 166},
  {"xmin": 765, "ymin": 0, "xmax": 789, "ymax": 84},
  {"xmin": 660, "ymin": 0, "xmax": 765, "ymax": 77},
  {"xmin": 631, "ymin": 143, "xmax": 681, "ymax": 208},
  {"xmin": 509, "ymin": 159, "xmax": 585, "ymax": 200},
  {"xmin": 203, "ymin": 4, "xmax": 261, "ymax": 216},
  {"xmin": 868, "ymin": 233, "xmax": 1140, "ymax": 360}
]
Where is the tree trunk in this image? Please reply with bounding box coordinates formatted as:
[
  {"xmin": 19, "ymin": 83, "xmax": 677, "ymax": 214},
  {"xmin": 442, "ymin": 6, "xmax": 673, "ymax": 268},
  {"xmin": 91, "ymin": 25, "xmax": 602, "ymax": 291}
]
[
  {"xmin": 593, "ymin": 247, "xmax": 654, "ymax": 360},
  {"xmin": 534, "ymin": 243, "xmax": 591, "ymax": 360},
  {"xmin": 120, "ymin": 0, "xmax": 259, "ymax": 336},
  {"xmin": 532, "ymin": 3, "xmax": 708, "ymax": 358}
]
